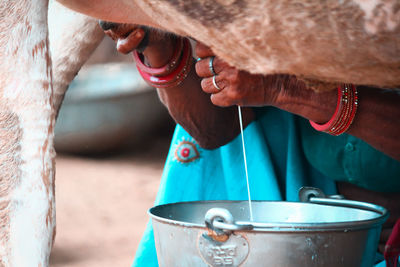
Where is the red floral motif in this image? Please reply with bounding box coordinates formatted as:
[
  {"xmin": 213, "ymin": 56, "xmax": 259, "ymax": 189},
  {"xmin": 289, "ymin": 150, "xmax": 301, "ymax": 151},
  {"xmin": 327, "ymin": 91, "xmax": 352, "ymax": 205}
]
[{"xmin": 174, "ymin": 140, "xmax": 200, "ymax": 163}]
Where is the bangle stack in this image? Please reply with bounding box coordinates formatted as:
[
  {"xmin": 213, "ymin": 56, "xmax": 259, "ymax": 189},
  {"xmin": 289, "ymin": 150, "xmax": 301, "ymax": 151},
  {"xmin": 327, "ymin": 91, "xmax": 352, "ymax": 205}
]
[
  {"xmin": 309, "ymin": 84, "xmax": 358, "ymax": 136},
  {"xmin": 133, "ymin": 37, "xmax": 192, "ymax": 89}
]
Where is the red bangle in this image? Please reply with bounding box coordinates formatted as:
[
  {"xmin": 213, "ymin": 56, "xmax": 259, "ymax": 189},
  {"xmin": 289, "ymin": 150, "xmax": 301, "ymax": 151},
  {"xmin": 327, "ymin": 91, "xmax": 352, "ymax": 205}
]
[
  {"xmin": 133, "ymin": 37, "xmax": 183, "ymax": 77},
  {"xmin": 309, "ymin": 84, "xmax": 358, "ymax": 136},
  {"xmin": 136, "ymin": 38, "xmax": 192, "ymax": 89}
]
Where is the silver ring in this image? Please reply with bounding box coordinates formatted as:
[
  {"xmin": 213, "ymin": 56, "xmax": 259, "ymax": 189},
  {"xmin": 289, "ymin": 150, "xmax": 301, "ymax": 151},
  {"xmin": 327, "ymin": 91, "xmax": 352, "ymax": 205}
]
[
  {"xmin": 212, "ymin": 75, "xmax": 221, "ymax": 91},
  {"xmin": 209, "ymin": 56, "xmax": 216, "ymax": 76}
]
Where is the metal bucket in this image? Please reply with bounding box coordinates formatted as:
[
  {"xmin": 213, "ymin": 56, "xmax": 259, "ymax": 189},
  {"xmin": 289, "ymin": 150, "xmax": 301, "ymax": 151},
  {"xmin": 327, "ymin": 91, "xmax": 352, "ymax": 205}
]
[{"xmin": 149, "ymin": 188, "xmax": 388, "ymax": 267}]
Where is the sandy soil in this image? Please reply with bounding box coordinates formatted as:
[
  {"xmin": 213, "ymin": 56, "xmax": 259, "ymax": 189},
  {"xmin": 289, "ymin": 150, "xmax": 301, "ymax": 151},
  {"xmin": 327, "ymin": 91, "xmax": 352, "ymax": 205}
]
[{"xmin": 49, "ymin": 135, "xmax": 171, "ymax": 267}]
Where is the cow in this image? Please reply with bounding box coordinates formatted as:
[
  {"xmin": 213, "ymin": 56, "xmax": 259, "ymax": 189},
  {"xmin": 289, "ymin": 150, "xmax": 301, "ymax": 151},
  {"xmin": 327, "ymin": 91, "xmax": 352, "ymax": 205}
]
[{"xmin": 0, "ymin": 0, "xmax": 398, "ymax": 265}]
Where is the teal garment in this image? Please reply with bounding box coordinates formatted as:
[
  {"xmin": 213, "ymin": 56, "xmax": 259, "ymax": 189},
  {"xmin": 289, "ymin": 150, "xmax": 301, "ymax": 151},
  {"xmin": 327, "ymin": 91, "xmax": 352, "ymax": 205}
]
[
  {"xmin": 132, "ymin": 107, "xmax": 390, "ymax": 266},
  {"xmin": 298, "ymin": 118, "xmax": 400, "ymax": 192}
]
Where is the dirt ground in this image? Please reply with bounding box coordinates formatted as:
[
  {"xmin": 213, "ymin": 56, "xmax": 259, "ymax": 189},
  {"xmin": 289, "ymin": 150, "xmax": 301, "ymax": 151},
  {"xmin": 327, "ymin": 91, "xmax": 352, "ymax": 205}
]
[{"xmin": 49, "ymin": 134, "xmax": 172, "ymax": 267}]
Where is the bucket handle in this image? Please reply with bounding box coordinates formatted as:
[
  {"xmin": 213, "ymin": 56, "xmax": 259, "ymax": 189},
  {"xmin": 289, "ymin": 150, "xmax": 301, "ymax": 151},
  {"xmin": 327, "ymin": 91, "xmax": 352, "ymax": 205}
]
[
  {"xmin": 299, "ymin": 187, "xmax": 388, "ymax": 215},
  {"xmin": 205, "ymin": 208, "xmax": 254, "ymax": 235}
]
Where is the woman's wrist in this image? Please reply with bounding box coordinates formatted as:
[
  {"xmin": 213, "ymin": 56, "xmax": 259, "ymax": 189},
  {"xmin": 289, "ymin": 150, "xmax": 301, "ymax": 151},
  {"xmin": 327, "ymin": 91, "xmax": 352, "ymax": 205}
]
[
  {"xmin": 274, "ymin": 76, "xmax": 337, "ymax": 123},
  {"xmin": 141, "ymin": 34, "xmax": 176, "ymax": 68},
  {"xmin": 135, "ymin": 37, "xmax": 193, "ymax": 89}
]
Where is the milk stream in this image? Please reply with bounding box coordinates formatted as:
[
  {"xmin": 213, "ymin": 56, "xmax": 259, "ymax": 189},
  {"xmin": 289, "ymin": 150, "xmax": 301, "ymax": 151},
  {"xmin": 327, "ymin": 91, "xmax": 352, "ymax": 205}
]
[{"xmin": 238, "ymin": 106, "xmax": 254, "ymax": 221}]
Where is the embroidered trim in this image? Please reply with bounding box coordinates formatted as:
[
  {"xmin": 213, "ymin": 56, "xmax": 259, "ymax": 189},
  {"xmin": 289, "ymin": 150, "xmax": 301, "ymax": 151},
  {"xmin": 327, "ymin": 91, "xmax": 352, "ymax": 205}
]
[{"xmin": 173, "ymin": 139, "xmax": 200, "ymax": 163}]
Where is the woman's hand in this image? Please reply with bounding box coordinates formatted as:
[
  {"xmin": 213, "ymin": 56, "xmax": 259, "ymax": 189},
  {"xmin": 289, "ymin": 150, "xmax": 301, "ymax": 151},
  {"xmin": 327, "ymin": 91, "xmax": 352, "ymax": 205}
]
[
  {"xmin": 194, "ymin": 42, "xmax": 338, "ymax": 124},
  {"xmin": 194, "ymin": 42, "xmax": 335, "ymax": 119},
  {"xmin": 100, "ymin": 22, "xmax": 146, "ymax": 54},
  {"xmin": 99, "ymin": 21, "xmax": 175, "ymax": 68},
  {"xmin": 195, "ymin": 42, "xmax": 285, "ymax": 107},
  {"xmin": 101, "ymin": 25, "xmax": 255, "ymax": 148}
]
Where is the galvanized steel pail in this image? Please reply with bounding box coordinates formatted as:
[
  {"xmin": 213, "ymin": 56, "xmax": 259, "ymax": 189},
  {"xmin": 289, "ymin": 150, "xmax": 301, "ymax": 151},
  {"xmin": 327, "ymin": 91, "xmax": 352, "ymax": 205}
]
[{"xmin": 149, "ymin": 188, "xmax": 388, "ymax": 267}]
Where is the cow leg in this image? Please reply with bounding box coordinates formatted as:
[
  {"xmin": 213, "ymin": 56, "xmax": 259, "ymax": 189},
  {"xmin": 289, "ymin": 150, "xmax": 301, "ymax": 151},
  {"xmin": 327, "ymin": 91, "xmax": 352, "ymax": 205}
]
[
  {"xmin": 0, "ymin": 0, "xmax": 55, "ymax": 266},
  {"xmin": 48, "ymin": 0, "xmax": 104, "ymax": 114},
  {"xmin": 0, "ymin": 1, "xmax": 103, "ymax": 265}
]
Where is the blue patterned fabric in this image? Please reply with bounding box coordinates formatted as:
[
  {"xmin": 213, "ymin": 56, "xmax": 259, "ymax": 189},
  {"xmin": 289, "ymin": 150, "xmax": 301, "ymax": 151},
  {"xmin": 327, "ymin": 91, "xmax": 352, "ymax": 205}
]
[{"xmin": 132, "ymin": 107, "xmax": 387, "ymax": 266}]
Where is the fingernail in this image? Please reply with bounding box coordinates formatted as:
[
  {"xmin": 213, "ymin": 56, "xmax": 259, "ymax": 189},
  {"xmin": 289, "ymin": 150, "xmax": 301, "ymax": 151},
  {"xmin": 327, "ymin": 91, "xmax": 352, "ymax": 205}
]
[
  {"xmin": 135, "ymin": 30, "xmax": 143, "ymax": 39},
  {"xmin": 116, "ymin": 39, "xmax": 129, "ymax": 54}
]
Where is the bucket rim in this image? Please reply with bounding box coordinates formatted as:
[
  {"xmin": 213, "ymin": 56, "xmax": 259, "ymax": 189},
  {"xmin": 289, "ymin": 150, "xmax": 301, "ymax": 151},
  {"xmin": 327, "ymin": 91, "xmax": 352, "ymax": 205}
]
[{"xmin": 148, "ymin": 200, "xmax": 389, "ymax": 232}]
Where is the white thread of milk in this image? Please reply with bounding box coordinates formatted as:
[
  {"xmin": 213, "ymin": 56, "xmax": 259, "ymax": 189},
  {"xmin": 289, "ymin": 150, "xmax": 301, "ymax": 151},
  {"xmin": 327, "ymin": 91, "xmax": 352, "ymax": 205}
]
[{"xmin": 237, "ymin": 106, "xmax": 254, "ymax": 221}]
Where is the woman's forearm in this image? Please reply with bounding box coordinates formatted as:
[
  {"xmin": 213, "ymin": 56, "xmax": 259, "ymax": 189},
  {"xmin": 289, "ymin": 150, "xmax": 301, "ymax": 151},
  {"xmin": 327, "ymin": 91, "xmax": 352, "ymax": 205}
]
[
  {"xmin": 156, "ymin": 62, "xmax": 254, "ymax": 149},
  {"xmin": 276, "ymin": 78, "xmax": 400, "ymax": 161}
]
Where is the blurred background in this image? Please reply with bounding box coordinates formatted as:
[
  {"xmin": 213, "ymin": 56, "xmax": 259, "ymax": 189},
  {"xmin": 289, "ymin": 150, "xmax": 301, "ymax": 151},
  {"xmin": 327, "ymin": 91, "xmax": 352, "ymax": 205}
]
[{"xmin": 49, "ymin": 37, "xmax": 174, "ymax": 267}]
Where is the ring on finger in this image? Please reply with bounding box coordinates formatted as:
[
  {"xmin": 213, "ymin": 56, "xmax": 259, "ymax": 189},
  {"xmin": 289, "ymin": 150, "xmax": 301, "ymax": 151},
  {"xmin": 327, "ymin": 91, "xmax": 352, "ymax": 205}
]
[
  {"xmin": 212, "ymin": 75, "xmax": 221, "ymax": 91},
  {"xmin": 209, "ymin": 56, "xmax": 216, "ymax": 76}
]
